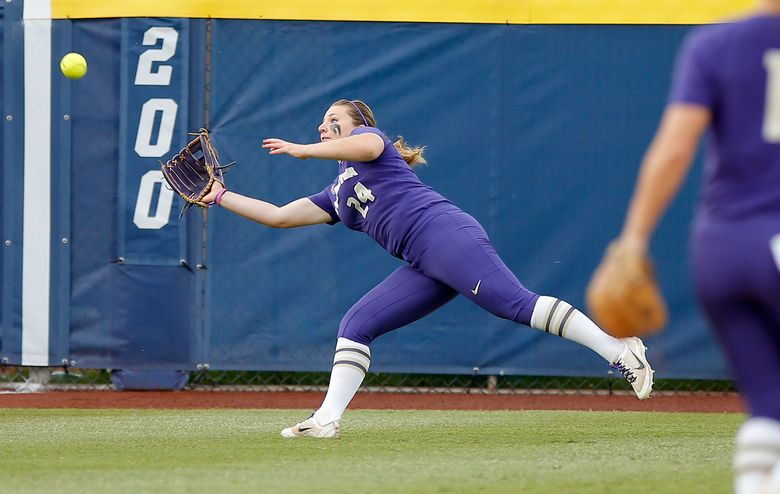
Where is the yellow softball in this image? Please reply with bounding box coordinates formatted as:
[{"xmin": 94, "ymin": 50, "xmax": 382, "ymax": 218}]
[{"xmin": 60, "ymin": 52, "xmax": 88, "ymax": 80}]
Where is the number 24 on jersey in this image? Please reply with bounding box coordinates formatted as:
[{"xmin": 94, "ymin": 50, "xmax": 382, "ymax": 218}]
[{"xmin": 346, "ymin": 182, "xmax": 375, "ymax": 219}]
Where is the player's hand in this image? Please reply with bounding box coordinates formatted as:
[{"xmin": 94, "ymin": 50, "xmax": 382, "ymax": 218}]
[
  {"xmin": 585, "ymin": 235, "xmax": 667, "ymax": 338},
  {"xmin": 201, "ymin": 180, "xmax": 224, "ymax": 205},
  {"xmin": 262, "ymin": 138, "xmax": 311, "ymax": 159}
]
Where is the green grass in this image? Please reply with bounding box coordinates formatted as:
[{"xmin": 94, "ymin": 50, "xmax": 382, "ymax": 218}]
[{"xmin": 0, "ymin": 409, "xmax": 741, "ymax": 494}]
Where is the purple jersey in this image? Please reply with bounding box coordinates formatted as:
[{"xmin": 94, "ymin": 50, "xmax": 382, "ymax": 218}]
[
  {"xmin": 669, "ymin": 15, "xmax": 780, "ymax": 223},
  {"xmin": 308, "ymin": 126, "xmax": 540, "ymax": 337},
  {"xmin": 673, "ymin": 15, "xmax": 780, "ymax": 422},
  {"xmin": 308, "ymin": 127, "xmax": 457, "ymax": 259}
]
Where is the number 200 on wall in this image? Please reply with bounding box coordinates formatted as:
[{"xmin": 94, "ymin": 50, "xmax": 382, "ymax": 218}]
[{"xmin": 132, "ymin": 26, "xmax": 179, "ymax": 230}]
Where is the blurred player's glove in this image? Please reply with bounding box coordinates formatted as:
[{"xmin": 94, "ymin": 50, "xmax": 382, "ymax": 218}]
[
  {"xmin": 161, "ymin": 129, "xmax": 232, "ymax": 218},
  {"xmin": 585, "ymin": 241, "xmax": 668, "ymax": 338}
]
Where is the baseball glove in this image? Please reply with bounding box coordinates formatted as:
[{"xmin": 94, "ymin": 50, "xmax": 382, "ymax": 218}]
[
  {"xmin": 585, "ymin": 241, "xmax": 668, "ymax": 338},
  {"xmin": 160, "ymin": 129, "xmax": 232, "ymax": 218}
]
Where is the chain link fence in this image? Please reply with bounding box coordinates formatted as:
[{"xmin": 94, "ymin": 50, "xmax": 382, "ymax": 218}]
[{"xmin": 0, "ymin": 365, "xmax": 737, "ymax": 396}]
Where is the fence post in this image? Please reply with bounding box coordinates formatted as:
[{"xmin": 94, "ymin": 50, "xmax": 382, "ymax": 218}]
[{"xmin": 487, "ymin": 375, "xmax": 497, "ymax": 394}]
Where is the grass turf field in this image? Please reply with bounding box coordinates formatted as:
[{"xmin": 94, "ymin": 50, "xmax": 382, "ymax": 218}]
[{"xmin": 0, "ymin": 408, "xmax": 740, "ymax": 494}]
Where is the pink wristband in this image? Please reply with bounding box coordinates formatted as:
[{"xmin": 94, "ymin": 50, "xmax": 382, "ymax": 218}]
[{"xmin": 215, "ymin": 188, "xmax": 228, "ymax": 206}]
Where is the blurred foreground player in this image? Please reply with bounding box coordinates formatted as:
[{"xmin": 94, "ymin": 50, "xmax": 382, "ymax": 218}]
[
  {"xmin": 201, "ymin": 98, "xmax": 654, "ymax": 438},
  {"xmin": 599, "ymin": 2, "xmax": 780, "ymax": 492}
]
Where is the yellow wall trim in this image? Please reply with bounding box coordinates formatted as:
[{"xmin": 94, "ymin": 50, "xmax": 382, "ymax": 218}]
[{"xmin": 47, "ymin": 0, "xmax": 756, "ymax": 24}]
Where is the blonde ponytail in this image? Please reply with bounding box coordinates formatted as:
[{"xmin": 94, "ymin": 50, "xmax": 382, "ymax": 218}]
[{"xmin": 393, "ymin": 136, "xmax": 427, "ymax": 167}]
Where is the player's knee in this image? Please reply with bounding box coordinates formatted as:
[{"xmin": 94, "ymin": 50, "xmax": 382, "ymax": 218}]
[
  {"xmin": 337, "ymin": 311, "xmax": 377, "ymax": 346},
  {"xmin": 491, "ymin": 289, "xmax": 538, "ymax": 326},
  {"xmin": 751, "ymin": 396, "xmax": 780, "ymax": 423}
]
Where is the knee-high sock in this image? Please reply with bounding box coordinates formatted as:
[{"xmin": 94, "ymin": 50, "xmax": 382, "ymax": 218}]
[
  {"xmin": 734, "ymin": 417, "xmax": 780, "ymax": 494},
  {"xmin": 766, "ymin": 460, "xmax": 780, "ymax": 494},
  {"xmin": 313, "ymin": 337, "xmax": 371, "ymax": 426},
  {"xmin": 530, "ymin": 296, "xmax": 625, "ymax": 363}
]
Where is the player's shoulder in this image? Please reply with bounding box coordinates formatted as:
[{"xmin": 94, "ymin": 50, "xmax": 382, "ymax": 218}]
[
  {"xmin": 685, "ymin": 15, "xmax": 772, "ymax": 49},
  {"xmin": 351, "ymin": 126, "xmax": 389, "ymax": 141},
  {"xmin": 683, "ymin": 22, "xmax": 730, "ymax": 51},
  {"xmin": 350, "ymin": 126, "xmax": 395, "ymax": 159}
]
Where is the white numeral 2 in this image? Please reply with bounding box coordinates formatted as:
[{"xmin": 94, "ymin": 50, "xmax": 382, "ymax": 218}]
[
  {"xmin": 134, "ymin": 27, "xmax": 179, "ymax": 86},
  {"xmin": 346, "ymin": 182, "xmax": 375, "ymax": 218}
]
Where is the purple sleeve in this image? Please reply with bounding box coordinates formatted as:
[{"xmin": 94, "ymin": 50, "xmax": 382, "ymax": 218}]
[
  {"xmin": 351, "ymin": 126, "xmax": 399, "ymax": 162},
  {"xmin": 351, "ymin": 126, "xmax": 392, "ymax": 145},
  {"xmin": 668, "ymin": 28, "xmax": 718, "ymax": 109},
  {"xmin": 307, "ymin": 186, "xmax": 340, "ymax": 225}
]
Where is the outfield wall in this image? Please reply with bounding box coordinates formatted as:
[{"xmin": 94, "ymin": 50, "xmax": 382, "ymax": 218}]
[{"xmin": 0, "ymin": 0, "xmax": 755, "ymax": 378}]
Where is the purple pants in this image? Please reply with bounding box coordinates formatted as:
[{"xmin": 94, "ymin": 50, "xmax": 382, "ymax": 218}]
[
  {"xmin": 692, "ymin": 217, "xmax": 780, "ymax": 420},
  {"xmin": 338, "ymin": 210, "xmax": 540, "ymax": 345}
]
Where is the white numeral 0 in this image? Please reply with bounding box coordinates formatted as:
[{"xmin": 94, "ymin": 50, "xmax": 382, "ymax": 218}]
[
  {"xmin": 134, "ymin": 27, "xmax": 179, "ymax": 86},
  {"xmin": 133, "ymin": 170, "xmax": 174, "ymax": 229},
  {"xmin": 134, "ymin": 98, "xmax": 178, "ymax": 157}
]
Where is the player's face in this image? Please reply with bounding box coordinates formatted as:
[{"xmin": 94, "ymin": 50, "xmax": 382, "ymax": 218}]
[{"xmin": 318, "ymin": 105, "xmax": 358, "ymax": 141}]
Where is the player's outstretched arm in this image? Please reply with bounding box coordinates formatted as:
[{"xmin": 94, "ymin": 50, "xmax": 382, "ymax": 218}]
[
  {"xmin": 617, "ymin": 104, "xmax": 711, "ymax": 251},
  {"xmin": 262, "ymin": 133, "xmax": 384, "ymax": 162},
  {"xmin": 202, "ymin": 182, "xmax": 331, "ymax": 228}
]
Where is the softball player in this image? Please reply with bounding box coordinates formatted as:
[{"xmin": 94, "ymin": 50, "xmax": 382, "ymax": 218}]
[
  {"xmin": 606, "ymin": 2, "xmax": 780, "ymax": 492},
  {"xmin": 202, "ymin": 98, "xmax": 653, "ymax": 438}
]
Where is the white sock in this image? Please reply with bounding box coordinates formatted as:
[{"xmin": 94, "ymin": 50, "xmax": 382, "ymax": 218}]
[
  {"xmin": 530, "ymin": 296, "xmax": 625, "ymax": 362},
  {"xmin": 313, "ymin": 337, "xmax": 371, "ymax": 426},
  {"xmin": 766, "ymin": 461, "xmax": 780, "ymax": 494},
  {"xmin": 734, "ymin": 417, "xmax": 780, "ymax": 494}
]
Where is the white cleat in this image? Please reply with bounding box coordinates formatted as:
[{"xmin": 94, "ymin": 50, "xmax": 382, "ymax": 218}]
[
  {"xmin": 612, "ymin": 337, "xmax": 654, "ymax": 400},
  {"xmin": 281, "ymin": 415, "xmax": 340, "ymax": 438}
]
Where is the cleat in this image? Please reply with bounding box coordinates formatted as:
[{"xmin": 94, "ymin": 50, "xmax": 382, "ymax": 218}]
[
  {"xmin": 281, "ymin": 414, "xmax": 340, "ymax": 438},
  {"xmin": 611, "ymin": 337, "xmax": 654, "ymax": 400}
]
